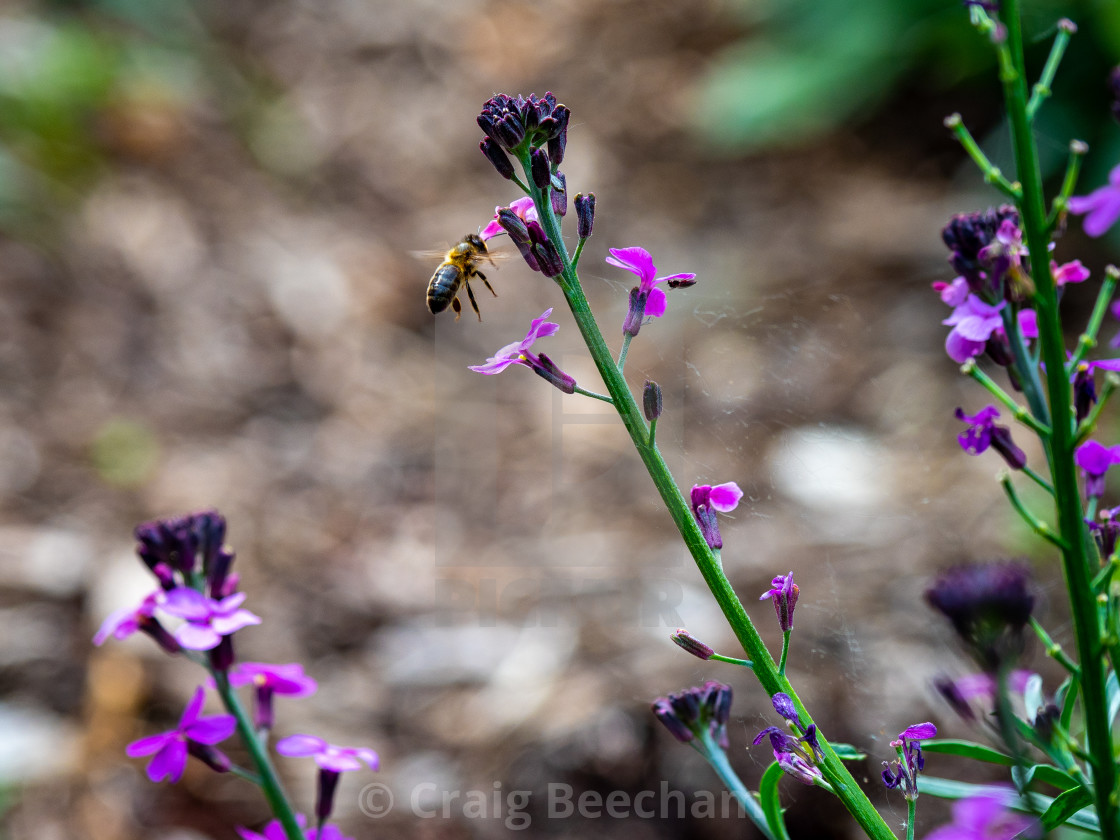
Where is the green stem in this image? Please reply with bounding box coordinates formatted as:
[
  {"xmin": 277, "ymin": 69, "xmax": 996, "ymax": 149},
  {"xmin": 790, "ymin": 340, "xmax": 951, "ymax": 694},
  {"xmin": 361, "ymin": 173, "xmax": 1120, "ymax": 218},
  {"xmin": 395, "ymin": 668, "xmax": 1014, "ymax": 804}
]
[
  {"xmin": 648, "ymin": 416, "xmax": 658, "ymax": 448},
  {"xmin": 572, "ymin": 236, "xmax": 588, "ymax": 269},
  {"xmin": 573, "ymin": 385, "xmax": 613, "ymax": 403},
  {"xmin": 1048, "ymin": 140, "xmax": 1088, "ymax": 232},
  {"xmin": 710, "ymin": 652, "xmax": 754, "ymax": 668},
  {"xmin": 213, "ymin": 670, "xmax": 304, "ymax": 840},
  {"xmin": 1029, "ymin": 616, "xmax": 1081, "ymax": 676},
  {"xmin": 944, "ymin": 114, "xmax": 1020, "ymax": 199},
  {"xmin": 1026, "ymin": 19, "xmax": 1076, "ymax": 122},
  {"xmin": 906, "ymin": 798, "xmax": 916, "ymax": 840},
  {"xmin": 1000, "ymin": 474, "xmax": 1065, "ymax": 549},
  {"xmin": 617, "ymin": 332, "xmax": 635, "ymax": 372},
  {"xmin": 1069, "ymin": 265, "xmax": 1119, "ymax": 371},
  {"xmin": 778, "ymin": 631, "xmax": 791, "ymax": 677},
  {"xmin": 1021, "ymin": 466, "xmax": 1053, "ymax": 495},
  {"xmin": 522, "ymin": 165, "xmax": 899, "ymax": 840},
  {"xmin": 1002, "ymin": 2, "xmax": 1117, "ymax": 834},
  {"xmin": 694, "ymin": 731, "xmax": 779, "ymax": 840},
  {"xmin": 961, "ymin": 360, "xmax": 1051, "ymax": 438}
]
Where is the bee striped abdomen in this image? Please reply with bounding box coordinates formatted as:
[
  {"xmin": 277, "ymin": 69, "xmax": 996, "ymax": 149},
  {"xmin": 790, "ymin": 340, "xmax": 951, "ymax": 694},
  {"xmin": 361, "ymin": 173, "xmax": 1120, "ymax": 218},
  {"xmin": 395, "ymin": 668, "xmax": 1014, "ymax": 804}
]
[{"xmin": 426, "ymin": 264, "xmax": 464, "ymax": 314}]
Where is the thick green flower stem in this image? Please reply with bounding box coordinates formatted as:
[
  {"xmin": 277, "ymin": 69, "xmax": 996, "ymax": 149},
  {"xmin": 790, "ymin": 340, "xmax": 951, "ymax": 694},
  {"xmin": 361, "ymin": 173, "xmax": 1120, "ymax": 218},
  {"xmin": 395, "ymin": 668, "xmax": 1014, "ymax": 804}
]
[
  {"xmin": 905, "ymin": 799, "xmax": 916, "ymax": 840},
  {"xmin": 1001, "ymin": 1, "xmax": 1118, "ymax": 834},
  {"xmin": 778, "ymin": 630, "xmax": 791, "ymax": 677},
  {"xmin": 213, "ymin": 670, "xmax": 304, "ymax": 840},
  {"xmin": 694, "ymin": 730, "xmax": 779, "ymax": 840}
]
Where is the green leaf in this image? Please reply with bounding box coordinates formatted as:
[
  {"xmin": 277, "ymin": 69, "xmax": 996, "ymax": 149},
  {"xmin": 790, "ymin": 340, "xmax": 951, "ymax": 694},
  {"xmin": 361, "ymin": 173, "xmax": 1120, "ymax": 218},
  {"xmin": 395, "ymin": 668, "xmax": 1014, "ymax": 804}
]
[
  {"xmin": 1041, "ymin": 785, "xmax": 1094, "ymax": 831},
  {"xmin": 829, "ymin": 742, "xmax": 867, "ymax": 761},
  {"xmin": 1019, "ymin": 764, "xmax": 1080, "ymax": 792},
  {"xmin": 759, "ymin": 762, "xmax": 791, "ymax": 840},
  {"xmin": 920, "ymin": 776, "xmax": 1099, "ymax": 833},
  {"xmin": 921, "ymin": 739, "xmax": 1015, "ymax": 766}
]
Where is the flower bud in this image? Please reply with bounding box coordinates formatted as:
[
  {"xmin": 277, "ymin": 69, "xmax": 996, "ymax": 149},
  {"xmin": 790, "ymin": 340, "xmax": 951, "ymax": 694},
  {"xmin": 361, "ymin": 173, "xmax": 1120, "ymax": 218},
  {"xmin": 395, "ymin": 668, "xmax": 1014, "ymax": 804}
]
[
  {"xmin": 670, "ymin": 629, "xmax": 713, "ymax": 660},
  {"xmin": 533, "ymin": 237, "xmax": 565, "ymax": 278},
  {"xmin": 551, "ymin": 171, "xmax": 567, "ymax": 217},
  {"xmin": 643, "ymin": 380, "xmax": 663, "ymax": 421},
  {"xmin": 480, "ymin": 138, "xmax": 514, "ymax": 179},
  {"xmin": 187, "ymin": 742, "xmax": 232, "ymax": 774},
  {"xmin": 531, "ymin": 352, "xmax": 577, "ymax": 394},
  {"xmin": 547, "ymin": 105, "xmax": 570, "ymax": 165},
  {"xmin": 575, "ymin": 192, "xmax": 595, "ymax": 238},
  {"xmin": 530, "ymin": 147, "xmax": 551, "ymax": 190},
  {"xmin": 622, "ymin": 287, "xmax": 647, "ymax": 337}
]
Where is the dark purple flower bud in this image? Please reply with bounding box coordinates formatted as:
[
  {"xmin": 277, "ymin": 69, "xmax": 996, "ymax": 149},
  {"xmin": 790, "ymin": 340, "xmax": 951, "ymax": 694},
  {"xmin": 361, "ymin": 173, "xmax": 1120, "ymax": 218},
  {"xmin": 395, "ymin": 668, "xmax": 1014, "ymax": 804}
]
[
  {"xmin": 530, "ymin": 148, "xmax": 551, "ymax": 190},
  {"xmin": 187, "ymin": 741, "xmax": 232, "ymax": 774},
  {"xmin": 760, "ymin": 572, "xmax": 799, "ymax": 632},
  {"xmin": 530, "ymin": 352, "xmax": 577, "ymax": 394},
  {"xmin": 1073, "ymin": 363, "xmax": 1098, "ymax": 424},
  {"xmin": 984, "ymin": 331, "xmax": 1015, "ymax": 368},
  {"xmin": 575, "ymin": 192, "xmax": 595, "ymax": 239},
  {"xmin": 209, "ymin": 636, "xmax": 235, "ymax": 672},
  {"xmin": 651, "ymin": 697, "xmax": 694, "ymax": 743},
  {"xmin": 933, "ymin": 675, "xmax": 977, "ymax": 721},
  {"xmin": 532, "ymin": 236, "xmax": 565, "ymax": 278},
  {"xmin": 206, "ymin": 548, "xmax": 235, "ymax": 600},
  {"xmin": 1092, "ymin": 507, "xmax": 1120, "ymax": 559},
  {"xmin": 547, "ymin": 105, "xmax": 570, "ymax": 166},
  {"xmin": 942, "ymin": 206, "xmax": 1020, "ymax": 298},
  {"xmin": 551, "ymin": 171, "xmax": 567, "ymax": 217},
  {"xmin": 480, "ymin": 138, "xmax": 514, "ymax": 179},
  {"xmin": 498, "ymin": 208, "xmax": 531, "ymax": 242},
  {"xmin": 925, "ymin": 561, "xmax": 1034, "ymax": 671},
  {"xmin": 701, "ymin": 680, "xmax": 733, "ymax": 749},
  {"xmin": 771, "ymin": 693, "xmax": 800, "ymax": 727},
  {"xmin": 317, "ymin": 769, "xmax": 341, "ymax": 821},
  {"xmin": 643, "ymin": 380, "xmax": 663, "ymax": 421},
  {"xmin": 670, "ymin": 628, "xmax": 713, "ymax": 659}
]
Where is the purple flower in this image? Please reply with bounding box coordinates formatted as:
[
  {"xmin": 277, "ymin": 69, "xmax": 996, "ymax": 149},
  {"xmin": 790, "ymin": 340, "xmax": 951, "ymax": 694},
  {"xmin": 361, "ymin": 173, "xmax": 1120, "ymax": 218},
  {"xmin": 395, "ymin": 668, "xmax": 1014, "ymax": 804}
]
[
  {"xmin": 760, "ymin": 572, "xmax": 799, "ymax": 632},
  {"xmin": 125, "ymin": 687, "xmax": 236, "ymax": 783},
  {"xmin": 227, "ymin": 662, "xmax": 318, "ymax": 729},
  {"xmin": 477, "ymin": 92, "xmax": 568, "ymax": 155},
  {"xmin": 935, "ymin": 669, "xmax": 1035, "ymax": 722},
  {"xmin": 93, "ymin": 591, "xmax": 182, "ymax": 654},
  {"xmin": 606, "ymin": 247, "xmax": 696, "ymax": 336},
  {"xmin": 468, "ymin": 309, "xmax": 577, "ymax": 393},
  {"xmin": 941, "ymin": 206, "xmax": 1020, "ymax": 297},
  {"xmin": 1052, "ymin": 259, "xmax": 1089, "ymax": 286},
  {"xmin": 237, "ymin": 814, "xmax": 353, "ymax": 840},
  {"xmin": 954, "ymin": 405, "xmax": 1026, "ymax": 469},
  {"xmin": 752, "ymin": 722, "xmax": 824, "ymax": 786},
  {"xmin": 925, "ymin": 789, "xmax": 1037, "ymax": 840},
  {"xmin": 1069, "ymin": 163, "xmax": 1120, "ymax": 238},
  {"xmin": 480, "ymin": 196, "xmax": 538, "ymax": 241},
  {"xmin": 689, "ymin": 482, "xmax": 743, "ymax": 550},
  {"xmin": 881, "ymin": 722, "xmax": 936, "ymax": 801},
  {"xmin": 277, "ymin": 735, "xmax": 378, "ymax": 822},
  {"xmin": 160, "ymin": 586, "xmax": 261, "ymax": 651},
  {"xmin": 1076, "ymin": 439, "xmax": 1120, "ymax": 498},
  {"xmin": 932, "ymin": 276, "xmax": 969, "ymax": 306},
  {"xmin": 276, "ymin": 734, "xmax": 379, "ymax": 773},
  {"xmin": 942, "ymin": 295, "xmax": 1036, "ymax": 364},
  {"xmin": 651, "ymin": 681, "xmax": 733, "ymax": 749}
]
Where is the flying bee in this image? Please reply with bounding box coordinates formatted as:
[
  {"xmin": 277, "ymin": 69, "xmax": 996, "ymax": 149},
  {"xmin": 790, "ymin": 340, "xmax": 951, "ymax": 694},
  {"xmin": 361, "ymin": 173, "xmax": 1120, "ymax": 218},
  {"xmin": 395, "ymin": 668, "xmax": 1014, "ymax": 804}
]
[{"xmin": 426, "ymin": 233, "xmax": 498, "ymax": 321}]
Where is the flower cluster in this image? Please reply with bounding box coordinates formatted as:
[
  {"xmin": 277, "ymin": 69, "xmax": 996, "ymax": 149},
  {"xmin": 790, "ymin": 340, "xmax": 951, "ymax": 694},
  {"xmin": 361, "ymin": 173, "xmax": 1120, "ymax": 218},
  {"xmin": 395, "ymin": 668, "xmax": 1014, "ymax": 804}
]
[
  {"xmin": 651, "ymin": 681, "xmax": 733, "ymax": 749},
  {"xmin": 95, "ymin": 510, "xmax": 376, "ymax": 838},
  {"xmin": 955, "ymin": 405, "xmax": 1026, "ymax": 470}
]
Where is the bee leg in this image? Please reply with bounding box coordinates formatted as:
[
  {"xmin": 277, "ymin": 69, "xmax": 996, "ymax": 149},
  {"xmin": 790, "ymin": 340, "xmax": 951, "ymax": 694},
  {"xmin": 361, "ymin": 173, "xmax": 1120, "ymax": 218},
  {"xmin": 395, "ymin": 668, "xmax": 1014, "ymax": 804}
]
[
  {"xmin": 476, "ymin": 272, "xmax": 497, "ymax": 298},
  {"xmin": 452, "ymin": 296, "xmax": 462, "ymax": 321},
  {"xmin": 464, "ymin": 278, "xmax": 482, "ymax": 321}
]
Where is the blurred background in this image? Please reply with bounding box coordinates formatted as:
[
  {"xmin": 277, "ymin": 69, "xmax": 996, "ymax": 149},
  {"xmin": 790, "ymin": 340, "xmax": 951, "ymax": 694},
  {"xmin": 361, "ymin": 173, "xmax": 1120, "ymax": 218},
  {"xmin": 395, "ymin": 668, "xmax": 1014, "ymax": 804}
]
[{"xmin": 2, "ymin": 0, "xmax": 1119, "ymax": 838}]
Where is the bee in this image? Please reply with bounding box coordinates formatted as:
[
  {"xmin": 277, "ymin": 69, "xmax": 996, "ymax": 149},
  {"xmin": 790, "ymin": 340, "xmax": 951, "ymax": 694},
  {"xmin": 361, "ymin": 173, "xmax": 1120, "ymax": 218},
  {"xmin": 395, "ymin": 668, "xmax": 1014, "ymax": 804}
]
[{"xmin": 426, "ymin": 234, "xmax": 498, "ymax": 321}]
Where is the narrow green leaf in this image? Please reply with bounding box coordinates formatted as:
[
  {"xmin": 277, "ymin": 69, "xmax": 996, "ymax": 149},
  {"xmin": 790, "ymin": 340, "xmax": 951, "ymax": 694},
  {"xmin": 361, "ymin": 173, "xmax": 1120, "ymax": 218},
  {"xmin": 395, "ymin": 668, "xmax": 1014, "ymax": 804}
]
[
  {"xmin": 1021, "ymin": 764, "xmax": 1080, "ymax": 792},
  {"xmin": 759, "ymin": 761, "xmax": 792, "ymax": 840},
  {"xmin": 922, "ymin": 739, "xmax": 1015, "ymax": 766},
  {"xmin": 1041, "ymin": 786, "xmax": 1094, "ymax": 830},
  {"xmin": 830, "ymin": 742, "xmax": 867, "ymax": 761},
  {"xmin": 920, "ymin": 776, "xmax": 1100, "ymax": 833}
]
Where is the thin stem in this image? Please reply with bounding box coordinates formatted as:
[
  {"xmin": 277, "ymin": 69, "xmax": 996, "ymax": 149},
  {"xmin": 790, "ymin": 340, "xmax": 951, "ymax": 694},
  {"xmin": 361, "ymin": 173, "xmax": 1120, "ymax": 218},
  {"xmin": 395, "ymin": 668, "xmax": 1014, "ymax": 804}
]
[
  {"xmin": 1002, "ymin": 1, "xmax": 1117, "ymax": 833},
  {"xmin": 1026, "ymin": 19, "xmax": 1076, "ymax": 122},
  {"xmin": 648, "ymin": 416, "xmax": 658, "ymax": 448},
  {"xmin": 694, "ymin": 731, "xmax": 779, "ymax": 840},
  {"xmin": 710, "ymin": 652, "xmax": 754, "ymax": 668},
  {"xmin": 944, "ymin": 114, "xmax": 1020, "ymax": 199},
  {"xmin": 778, "ymin": 631, "xmax": 791, "ymax": 677},
  {"xmin": 906, "ymin": 798, "xmax": 916, "ymax": 840},
  {"xmin": 1029, "ymin": 616, "xmax": 1081, "ymax": 676},
  {"xmin": 961, "ymin": 359, "xmax": 1051, "ymax": 437},
  {"xmin": 572, "ymin": 236, "xmax": 588, "ymax": 269},
  {"xmin": 617, "ymin": 332, "xmax": 635, "ymax": 372},
  {"xmin": 1000, "ymin": 474, "xmax": 1065, "ymax": 549},
  {"xmin": 213, "ymin": 670, "xmax": 304, "ymax": 840},
  {"xmin": 1021, "ymin": 466, "xmax": 1053, "ymax": 495},
  {"xmin": 1047, "ymin": 140, "xmax": 1088, "ymax": 232},
  {"xmin": 573, "ymin": 385, "xmax": 613, "ymax": 403},
  {"xmin": 1068, "ymin": 265, "xmax": 1119, "ymax": 370}
]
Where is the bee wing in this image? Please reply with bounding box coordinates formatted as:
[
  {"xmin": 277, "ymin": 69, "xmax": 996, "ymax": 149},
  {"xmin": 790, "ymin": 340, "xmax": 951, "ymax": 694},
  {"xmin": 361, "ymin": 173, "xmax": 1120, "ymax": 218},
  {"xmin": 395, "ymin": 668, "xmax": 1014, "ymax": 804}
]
[{"xmin": 409, "ymin": 246, "xmax": 512, "ymax": 263}]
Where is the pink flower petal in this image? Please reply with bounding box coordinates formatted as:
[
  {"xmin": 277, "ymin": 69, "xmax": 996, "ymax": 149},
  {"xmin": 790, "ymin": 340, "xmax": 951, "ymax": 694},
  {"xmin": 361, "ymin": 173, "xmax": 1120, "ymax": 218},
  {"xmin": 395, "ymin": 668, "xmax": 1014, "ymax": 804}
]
[
  {"xmin": 707, "ymin": 482, "xmax": 743, "ymax": 512},
  {"xmin": 148, "ymin": 740, "xmax": 188, "ymax": 783},
  {"xmin": 605, "ymin": 247, "xmax": 655, "ymax": 284},
  {"xmin": 645, "ymin": 287, "xmax": 668, "ymax": 318},
  {"xmin": 276, "ymin": 733, "xmax": 327, "ymax": 757}
]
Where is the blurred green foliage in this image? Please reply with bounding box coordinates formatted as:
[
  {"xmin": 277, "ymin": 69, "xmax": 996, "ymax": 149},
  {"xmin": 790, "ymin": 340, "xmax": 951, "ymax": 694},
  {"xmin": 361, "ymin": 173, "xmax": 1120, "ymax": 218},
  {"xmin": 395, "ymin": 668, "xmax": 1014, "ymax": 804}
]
[{"xmin": 694, "ymin": 0, "xmax": 1120, "ymax": 170}]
